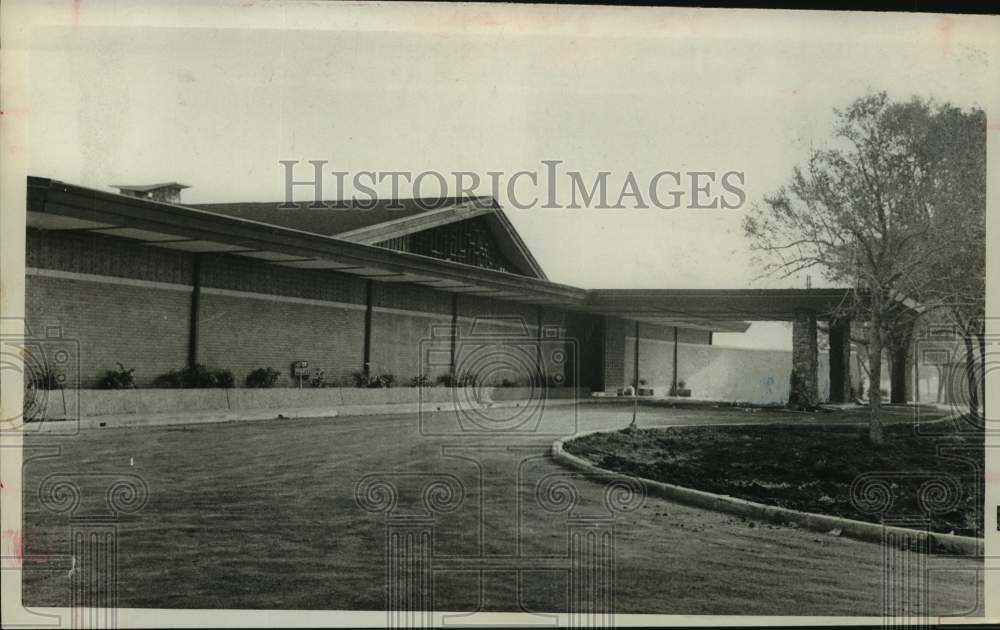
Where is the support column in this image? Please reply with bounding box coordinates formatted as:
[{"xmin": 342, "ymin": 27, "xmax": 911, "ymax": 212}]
[
  {"xmin": 363, "ymin": 280, "xmax": 373, "ymax": 377},
  {"xmin": 828, "ymin": 318, "xmax": 852, "ymax": 403},
  {"xmin": 671, "ymin": 326, "xmax": 679, "ymax": 394},
  {"xmin": 789, "ymin": 309, "xmax": 818, "ymax": 409},
  {"xmin": 449, "ymin": 295, "xmax": 458, "ymax": 382},
  {"xmin": 890, "ymin": 337, "xmax": 914, "ymax": 404},
  {"xmin": 632, "ymin": 321, "xmax": 640, "ymax": 391},
  {"xmin": 187, "ymin": 254, "xmax": 202, "ymax": 368}
]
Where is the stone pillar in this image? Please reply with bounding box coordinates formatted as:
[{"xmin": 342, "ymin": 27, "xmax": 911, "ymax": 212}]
[
  {"xmin": 789, "ymin": 309, "xmax": 818, "ymax": 408},
  {"xmin": 890, "ymin": 341, "xmax": 914, "ymax": 404},
  {"xmin": 828, "ymin": 318, "xmax": 852, "ymax": 403}
]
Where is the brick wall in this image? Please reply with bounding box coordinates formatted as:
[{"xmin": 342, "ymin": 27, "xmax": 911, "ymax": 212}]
[
  {"xmin": 369, "ymin": 310, "xmax": 453, "ymax": 383},
  {"xmin": 24, "ymin": 229, "xmax": 598, "ymax": 390},
  {"xmin": 26, "ymin": 231, "xmax": 193, "ymax": 387},
  {"xmin": 197, "ymin": 254, "xmax": 368, "ymax": 386},
  {"xmin": 198, "ymin": 292, "xmax": 365, "ymax": 387},
  {"xmin": 24, "ymin": 274, "xmax": 192, "ymax": 387}
]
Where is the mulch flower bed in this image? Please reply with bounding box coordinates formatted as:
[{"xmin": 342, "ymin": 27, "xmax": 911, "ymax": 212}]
[{"xmin": 565, "ymin": 416, "xmax": 983, "ymax": 537}]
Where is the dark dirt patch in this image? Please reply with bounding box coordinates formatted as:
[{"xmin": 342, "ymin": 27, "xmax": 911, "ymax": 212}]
[{"xmin": 565, "ymin": 414, "xmax": 983, "ymax": 537}]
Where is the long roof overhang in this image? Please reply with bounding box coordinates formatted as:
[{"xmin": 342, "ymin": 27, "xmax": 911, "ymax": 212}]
[
  {"xmin": 26, "ymin": 177, "xmax": 914, "ymax": 334},
  {"xmin": 586, "ymin": 289, "xmax": 858, "ymax": 323},
  {"xmin": 27, "ymin": 177, "xmax": 583, "ymax": 307}
]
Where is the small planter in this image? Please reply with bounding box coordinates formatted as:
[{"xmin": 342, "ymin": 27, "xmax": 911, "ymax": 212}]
[
  {"xmin": 672, "ymin": 388, "xmax": 692, "ymax": 397},
  {"xmin": 638, "ymin": 388, "xmax": 654, "ymax": 397}
]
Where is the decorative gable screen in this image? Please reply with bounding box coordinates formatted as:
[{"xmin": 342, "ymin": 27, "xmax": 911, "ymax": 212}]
[{"xmin": 375, "ymin": 216, "xmax": 524, "ymax": 275}]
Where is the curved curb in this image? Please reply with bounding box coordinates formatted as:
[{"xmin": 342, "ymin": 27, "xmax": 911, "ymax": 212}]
[{"xmin": 550, "ymin": 420, "xmax": 982, "ymax": 556}]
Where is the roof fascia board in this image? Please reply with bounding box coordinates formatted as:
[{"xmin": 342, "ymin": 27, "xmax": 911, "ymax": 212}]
[
  {"xmin": 483, "ymin": 207, "xmax": 548, "ymax": 280},
  {"xmin": 334, "ymin": 200, "xmax": 495, "ymax": 245}
]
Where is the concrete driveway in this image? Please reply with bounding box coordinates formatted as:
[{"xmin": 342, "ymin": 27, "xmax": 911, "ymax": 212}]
[{"xmin": 21, "ymin": 400, "xmax": 982, "ymax": 616}]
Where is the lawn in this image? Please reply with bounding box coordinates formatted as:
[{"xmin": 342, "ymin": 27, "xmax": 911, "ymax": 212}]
[
  {"xmin": 565, "ymin": 407, "xmax": 983, "ymax": 537},
  {"xmin": 19, "ymin": 402, "xmax": 982, "ymax": 615}
]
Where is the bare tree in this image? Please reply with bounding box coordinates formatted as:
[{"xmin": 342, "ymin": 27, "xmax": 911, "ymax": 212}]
[{"xmin": 743, "ymin": 93, "xmax": 984, "ymax": 445}]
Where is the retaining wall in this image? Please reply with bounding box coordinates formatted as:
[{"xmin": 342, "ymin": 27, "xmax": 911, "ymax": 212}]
[{"xmin": 34, "ymin": 386, "xmax": 592, "ymax": 424}]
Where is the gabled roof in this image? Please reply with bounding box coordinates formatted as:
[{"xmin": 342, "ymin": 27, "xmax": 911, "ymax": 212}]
[
  {"xmin": 190, "ymin": 195, "xmax": 548, "ymax": 280},
  {"xmin": 189, "ymin": 197, "xmax": 478, "ymax": 237}
]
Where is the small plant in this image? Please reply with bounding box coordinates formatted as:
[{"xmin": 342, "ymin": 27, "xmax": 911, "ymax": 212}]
[
  {"xmin": 670, "ymin": 378, "xmax": 691, "ymax": 397},
  {"xmin": 98, "ymin": 362, "xmax": 136, "ymax": 389},
  {"xmin": 309, "ymin": 369, "xmax": 325, "ymax": 388},
  {"xmin": 246, "ymin": 367, "xmax": 281, "ymax": 388},
  {"xmin": 409, "ymin": 374, "xmax": 431, "ymax": 387}
]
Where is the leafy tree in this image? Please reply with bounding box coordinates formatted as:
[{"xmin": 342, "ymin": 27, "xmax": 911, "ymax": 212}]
[
  {"xmin": 743, "ymin": 92, "xmax": 985, "ymax": 444},
  {"xmin": 918, "ymin": 105, "xmax": 987, "ymax": 419}
]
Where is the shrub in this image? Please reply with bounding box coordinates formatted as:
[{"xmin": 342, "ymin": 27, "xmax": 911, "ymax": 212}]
[
  {"xmin": 153, "ymin": 364, "xmax": 235, "ymax": 388},
  {"xmin": 214, "ymin": 369, "xmax": 236, "ymax": 389},
  {"xmin": 152, "ymin": 370, "xmax": 183, "ymax": 389},
  {"xmin": 436, "ymin": 372, "xmax": 477, "ymax": 387},
  {"xmin": 409, "ymin": 375, "xmax": 431, "ymax": 387},
  {"xmin": 98, "ymin": 362, "xmax": 136, "ymax": 389},
  {"xmin": 246, "ymin": 367, "xmax": 281, "ymax": 388},
  {"xmin": 352, "ymin": 371, "xmax": 395, "ymax": 388}
]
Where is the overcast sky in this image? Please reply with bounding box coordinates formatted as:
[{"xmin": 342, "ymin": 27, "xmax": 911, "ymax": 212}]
[{"xmin": 22, "ymin": 3, "xmax": 997, "ymax": 348}]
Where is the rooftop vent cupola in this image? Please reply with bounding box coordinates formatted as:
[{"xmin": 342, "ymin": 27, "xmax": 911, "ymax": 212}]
[{"xmin": 112, "ymin": 182, "xmax": 189, "ymax": 204}]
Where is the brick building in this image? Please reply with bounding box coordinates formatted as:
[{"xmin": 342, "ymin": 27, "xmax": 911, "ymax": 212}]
[{"xmin": 25, "ymin": 177, "xmax": 897, "ymax": 403}]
